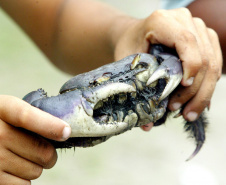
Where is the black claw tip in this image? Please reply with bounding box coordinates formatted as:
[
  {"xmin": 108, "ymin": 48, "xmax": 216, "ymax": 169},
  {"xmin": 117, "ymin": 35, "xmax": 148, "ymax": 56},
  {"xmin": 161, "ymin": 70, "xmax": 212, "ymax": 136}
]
[
  {"xmin": 184, "ymin": 112, "xmax": 208, "ymax": 161},
  {"xmin": 186, "ymin": 142, "xmax": 203, "ymax": 161}
]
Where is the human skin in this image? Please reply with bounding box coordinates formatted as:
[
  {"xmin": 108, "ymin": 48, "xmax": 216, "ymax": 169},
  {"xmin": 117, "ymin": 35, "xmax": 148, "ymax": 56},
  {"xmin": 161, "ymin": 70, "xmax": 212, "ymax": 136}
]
[
  {"xmin": 0, "ymin": 0, "xmax": 222, "ymax": 184},
  {"xmin": 187, "ymin": 0, "xmax": 226, "ymax": 73},
  {"xmin": 167, "ymin": 0, "xmax": 225, "ymax": 127}
]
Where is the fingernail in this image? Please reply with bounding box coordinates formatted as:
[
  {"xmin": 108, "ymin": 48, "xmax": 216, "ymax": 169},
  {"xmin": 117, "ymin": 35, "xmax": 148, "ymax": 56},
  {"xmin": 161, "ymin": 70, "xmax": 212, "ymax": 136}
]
[
  {"xmin": 172, "ymin": 102, "xmax": 182, "ymax": 111},
  {"xmin": 187, "ymin": 112, "xmax": 198, "ymax": 121},
  {"xmin": 62, "ymin": 125, "xmax": 71, "ymax": 140},
  {"xmin": 184, "ymin": 77, "xmax": 194, "ymax": 86},
  {"xmin": 141, "ymin": 123, "xmax": 153, "ymax": 132}
]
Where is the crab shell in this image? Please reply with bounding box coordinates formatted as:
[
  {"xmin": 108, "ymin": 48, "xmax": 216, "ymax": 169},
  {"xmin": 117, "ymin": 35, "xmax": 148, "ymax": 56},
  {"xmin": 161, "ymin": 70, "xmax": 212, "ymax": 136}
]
[
  {"xmin": 23, "ymin": 45, "xmax": 209, "ymax": 161},
  {"xmin": 23, "ymin": 51, "xmax": 182, "ymax": 138}
]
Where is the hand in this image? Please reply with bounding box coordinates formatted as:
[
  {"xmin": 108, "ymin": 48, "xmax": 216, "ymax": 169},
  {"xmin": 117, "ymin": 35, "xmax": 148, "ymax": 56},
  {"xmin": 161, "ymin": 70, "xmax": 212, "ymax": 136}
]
[
  {"xmin": 114, "ymin": 8, "xmax": 222, "ymax": 126},
  {"xmin": 0, "ymin": 95, "xmax": 71, "ymax": 185}
]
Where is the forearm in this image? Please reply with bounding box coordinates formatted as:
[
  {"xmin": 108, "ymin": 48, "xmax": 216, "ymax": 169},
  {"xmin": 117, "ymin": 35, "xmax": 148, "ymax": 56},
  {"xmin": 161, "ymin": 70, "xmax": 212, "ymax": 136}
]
[
  {"xmin": 52, "ymin": 0, "xmax": 136, "ymax": 74},
  {"xmin": 0, "ymin": 0, "xmax": 63, "ymax": 64},
  {"xmin": 0, "ymin": 0, "xmax": 135, "ymax": 74}
]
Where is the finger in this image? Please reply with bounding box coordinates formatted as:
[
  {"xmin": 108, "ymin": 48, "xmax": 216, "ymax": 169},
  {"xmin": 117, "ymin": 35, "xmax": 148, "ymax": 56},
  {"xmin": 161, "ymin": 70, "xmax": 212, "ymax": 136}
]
[
  {"xmin": 168, "ymin": 70, "xmax": 205, "ymax": 111},
  {"xmin": 169, "ymin": 17, "xmax": 212, "ymax": 111},
  {"xmin": 181, "ymin": 19, "xmax": 220, "ymax": 119},
  {"xmin": 146, "ymin": 9, "xmax": 202, "ymax": 82},
  {"xmin": 170, "ymin": 9, "xmax": 208, "ymax": 86},
  {"xmin": 182, "ymin": 66, "xmax": 218, "ymax": 121},
  {"xmin": 0, "ymin": 149, "xmax": 43, "ymax": 180},
  {"xmin": 182, "ymin": 32, "xmax": 220, "ymax": 120},
  {"xmin": 0, "ymin": 119, "xmax": 57, "ymax": 169},
  {"xmin": 0, "ymin": 171, "xmax": 30, "ymax": 185},
  {"xmin": 207, "ymin": 28, "xmax": 223, "ymax": 79},
  {"xmin": 0, "ymin": 95, "xmax": 71, "ymax": 141},
  {"xmin": 140, "ymin": 122, "xmax": 153, "ymax": 132}
]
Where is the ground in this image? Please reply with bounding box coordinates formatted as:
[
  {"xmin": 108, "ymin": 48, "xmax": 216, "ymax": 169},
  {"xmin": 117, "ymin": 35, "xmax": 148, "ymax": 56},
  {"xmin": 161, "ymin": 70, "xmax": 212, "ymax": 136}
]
[{"xmin": 0, "ymin": 0, "xmax": 225, "ymax": 185}]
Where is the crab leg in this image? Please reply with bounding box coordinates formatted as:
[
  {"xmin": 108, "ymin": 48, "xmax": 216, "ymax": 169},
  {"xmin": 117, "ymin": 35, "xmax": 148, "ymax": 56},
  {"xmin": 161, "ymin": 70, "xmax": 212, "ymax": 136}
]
[{"xmin": 146, "ymin": 55, "xmax": 183, "ymax": 101}]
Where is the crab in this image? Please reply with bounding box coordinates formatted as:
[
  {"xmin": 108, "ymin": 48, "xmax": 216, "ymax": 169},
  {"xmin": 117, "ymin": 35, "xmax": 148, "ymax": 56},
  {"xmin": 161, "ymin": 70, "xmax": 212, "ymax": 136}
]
[{"xmin": 23, "ymin": 45, "xmax": 208, "ymax": 161}]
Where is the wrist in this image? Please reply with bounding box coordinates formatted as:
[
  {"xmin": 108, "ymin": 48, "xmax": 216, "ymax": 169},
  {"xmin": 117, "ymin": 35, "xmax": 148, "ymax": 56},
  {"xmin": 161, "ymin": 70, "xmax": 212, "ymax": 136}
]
[{"xmin": 108, "ymin": 15, "xmax": 138, "ymax": 59}]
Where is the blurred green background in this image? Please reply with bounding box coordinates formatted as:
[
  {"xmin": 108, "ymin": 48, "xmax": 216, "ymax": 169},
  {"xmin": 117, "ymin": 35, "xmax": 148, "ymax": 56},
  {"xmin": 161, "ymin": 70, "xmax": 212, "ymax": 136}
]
[{"xmin": 1, "ymin": 0, "xmax": 226, "ymax": 185}]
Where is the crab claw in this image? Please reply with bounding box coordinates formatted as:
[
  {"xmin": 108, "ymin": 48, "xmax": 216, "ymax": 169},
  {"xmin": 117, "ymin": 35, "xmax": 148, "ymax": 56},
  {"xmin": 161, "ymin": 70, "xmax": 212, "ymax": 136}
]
[
  {"xmin": 146, "ymin": 55, "xmax": 183, "ymax": 101},
  {"xmin": 186, "ymin": 142, "xmax": 203, "ymax": 161}
]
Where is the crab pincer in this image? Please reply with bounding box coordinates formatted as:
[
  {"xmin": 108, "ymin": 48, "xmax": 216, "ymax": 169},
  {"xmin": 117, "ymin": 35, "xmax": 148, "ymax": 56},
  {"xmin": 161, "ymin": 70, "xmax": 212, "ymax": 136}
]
[
  {"xmin": 23, "ymin": 45, "xmax": 208, "ymax": 161},
  {"xmin": 147, "ymin": 53, "xmax": 183, "ymax": 101}
]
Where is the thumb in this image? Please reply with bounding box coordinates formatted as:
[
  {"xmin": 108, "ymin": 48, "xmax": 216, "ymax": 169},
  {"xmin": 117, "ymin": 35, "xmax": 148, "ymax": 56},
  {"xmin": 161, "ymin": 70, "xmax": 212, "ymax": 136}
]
[{"xmin": 0, "ymin": 95, "xmax": 71, "ymax": 141}]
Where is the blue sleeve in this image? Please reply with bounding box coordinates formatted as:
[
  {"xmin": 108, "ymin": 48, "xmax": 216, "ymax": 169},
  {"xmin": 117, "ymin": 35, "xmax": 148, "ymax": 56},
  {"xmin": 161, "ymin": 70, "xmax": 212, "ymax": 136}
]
[{"xmin": 161, "ymin": 0, "xmax": 195, "ymax": 9}]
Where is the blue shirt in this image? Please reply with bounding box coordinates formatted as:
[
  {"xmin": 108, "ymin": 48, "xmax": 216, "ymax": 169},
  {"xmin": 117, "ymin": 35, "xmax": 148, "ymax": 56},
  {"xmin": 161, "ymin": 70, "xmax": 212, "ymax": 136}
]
[{"xmin": 161, "ymin": 0, "xmax": 195, "ymax": 9}]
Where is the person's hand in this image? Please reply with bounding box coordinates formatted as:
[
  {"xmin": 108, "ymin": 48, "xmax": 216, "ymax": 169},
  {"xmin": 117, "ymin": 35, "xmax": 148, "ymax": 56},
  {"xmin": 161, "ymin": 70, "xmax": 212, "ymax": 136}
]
[
  {"xmin": 113, "ymin": 8, "xmax": 222, "ymax": 130},
  {"xmin": 0, "ymin": 95, "xmax": 71, "ymax": 185}
]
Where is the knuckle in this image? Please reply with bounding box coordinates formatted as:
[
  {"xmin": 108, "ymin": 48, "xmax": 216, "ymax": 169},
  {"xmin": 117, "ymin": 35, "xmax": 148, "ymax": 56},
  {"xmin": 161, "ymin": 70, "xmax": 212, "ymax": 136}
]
[
  {"xmin": 0, "ymin": 128, "xmax": 6, "ymax": 142},
  {"xmin": 201, "ymin": 56, "xmax": 209, "ymax": 68},
  {"xmin": 146, "ymin": 9, "xmax": 168, "ymax": 35},
  {"xmin": 0, "ymin": 151, "xmax": 7, "ymax": 164},
  {"xmin": 178, "ymin": 7, "xmax": 192, "ymax": 16},
  {"xmin": 0, "ymin": 171, "xmax": 31, "ymax": 185},
  {"xmin": 217, "ymin": 69, "xmax": 222, "ymax": 80},
  {"xmin": 33, "ymin": 137, "xmax": 56, "ymax": 167},
  {"xmin": 187, "ymin": 88, "xmax": 197, "ymax": 97},
  {"xmin": 189, "ymin": 98, "xmax": 210, "ymax": 114},
  {"xmin": 151, "ymin": 9, "xmax": 165, "ymax": 17},
  {"xmin": 17, "ymin": 106, "xmax": 30, "ymax": 127},
  {"xmin": 149, "ymin": 9, "xmax": 167, "ymax": 21},
  {"xmin": 178, "ymin": 30, "xmax": 197, "ymax": 44},
  {"xmin": 41, "ymin": 150, "xmax": 56, "ymax": 167},
  {"xmin": 40, "ymin": 145, "xmax": 56, "ymax": 167},
  {"xmin": 24, "ymin": 181, "xmax": 31, "ymax": 185},
  {"xmin": 209, "ymin": 63, "xmax": 219, "ymax": 75},
  {"xmin": 0, "ymin": 120, "xmax": 12, "ymax": 142},
  {"xmin": 30, "ymin": 165, "xmax": 43, "ymax": 180},
  {"xmin": 193, "ymin": 17, "xmax": 206, "ymax": 27},
  {"xmin": 207, "ymin": 28, "xmax": 218, "ymax": 39},
  {"xmin": 200, "ymin": 98, "xmax": 210, "ymax": 108}
]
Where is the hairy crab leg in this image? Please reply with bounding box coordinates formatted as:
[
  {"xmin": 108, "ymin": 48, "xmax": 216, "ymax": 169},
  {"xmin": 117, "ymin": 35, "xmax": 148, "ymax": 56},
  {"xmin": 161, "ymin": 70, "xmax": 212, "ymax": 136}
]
[{"xmin": 184, "ymin": 112, "xmax": 208, "ymax": 161}]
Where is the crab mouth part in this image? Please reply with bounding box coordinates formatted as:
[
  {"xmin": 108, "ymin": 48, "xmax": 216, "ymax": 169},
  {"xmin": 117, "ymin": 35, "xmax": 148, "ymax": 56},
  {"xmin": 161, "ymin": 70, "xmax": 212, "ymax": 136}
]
[{"xmin": 92, "ymin": 78, "xmax": 167, "ymax": 127}]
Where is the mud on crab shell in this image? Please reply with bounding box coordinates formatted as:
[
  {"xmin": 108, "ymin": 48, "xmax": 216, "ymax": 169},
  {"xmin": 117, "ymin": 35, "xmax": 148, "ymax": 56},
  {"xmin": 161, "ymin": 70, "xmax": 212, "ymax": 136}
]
[{"xmin": 23, "ymin": 45, "xmax": 208, "ymax": 161}]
